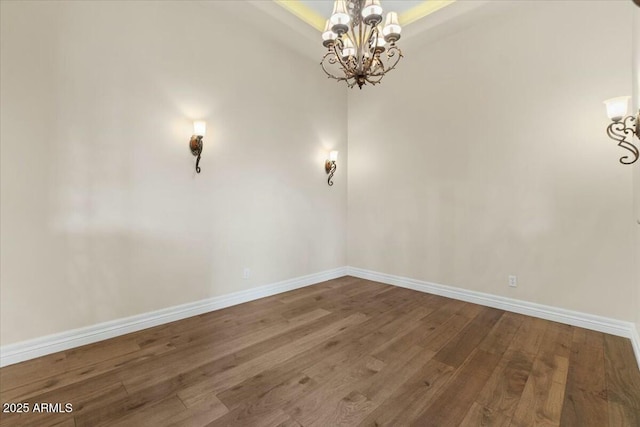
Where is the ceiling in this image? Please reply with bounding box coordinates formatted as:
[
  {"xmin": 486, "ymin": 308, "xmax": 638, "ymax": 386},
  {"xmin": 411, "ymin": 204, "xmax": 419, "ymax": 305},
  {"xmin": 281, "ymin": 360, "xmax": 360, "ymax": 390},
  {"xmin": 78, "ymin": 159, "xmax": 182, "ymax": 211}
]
[
  {"xmin": 274, "ymin": 0, "xmax": 456, "ymax": 32},
  {"xmin": 241, "ymin": 0, "xmax": 504, "ymax": 63}
]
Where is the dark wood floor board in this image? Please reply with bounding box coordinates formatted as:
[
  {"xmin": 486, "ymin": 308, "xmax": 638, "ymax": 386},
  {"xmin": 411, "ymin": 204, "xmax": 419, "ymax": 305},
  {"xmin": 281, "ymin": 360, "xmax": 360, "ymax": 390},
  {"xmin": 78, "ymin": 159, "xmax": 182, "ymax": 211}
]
[
  {"xmin": 459, "ymin": 402, "xmax": 511, "ymax": 427},
  {"xmin": 476, "ymin": 349, "xmax": 534, "ymax": 420},
  {"xmin": 285, "ymin": 349, "xmax": 408, "ymax": 426},
  {"xmin": 537, "ymin": 321, "xmax": 573, "ymax": 359},
  {"xmin": 511, "ymin": 353, "xmax": 569, "ymax": 426},
  {"xmin": 282, "ymin": 304, "xmax": 439, "ymax": 424},
  {"xmin": 319, "ymin": 284, "xmax": 415, "ymax": 317},
  {"xmin": 278, "ymin": 280, "xmax": 389, "ymax": 320},
  {"xmin": 275, "ymin": 277, "xmax": 355, "ymax": 304},
  {"xmin": 603, "ymin": 334, "xmax": 640, "ymax": 426},
  {"xmin": 608, "ymin": 400, "xmax": 640, "ymax": 427},
  {"xmin": 1, "ymin": 277, "xmax": 638, "ymax": 426},
  {"xmin": 120, "ymin": 308, "xmax": 343, "ymax": 395},
  {"xmin": 125, "ymin": 308, "xmax": 344, "ymax": 403},
  {"xmin": 0, "ymin": 351, "xmax": 68, "ymax": 392},
  {"xmin": 167, "ymin": 394, "xmax": 229, "ymax": 426},
  {"xmin": 411, "ymin": 348, "xmax": 502, "ymax": 426},
  {"xmin": 422, "ymin": 312, "xmax": 475, "ymax": 352},
  {"xmin": 153, "ymin": 308, "xmax": 289, "ymax": 350},
  {"xmin": 510, "ymin": 322, "xmax": 573, "ymax": 426},
  {"xmin": 358, "ymin": 358, "xmax": 455, "ymax": 426},
  {"xmin": 346, "ymin": 346, "xmax": 437, "ymax": 425},
  {"xmin": 303, "ymin": 304, "xmax": 427, "ymax": 383},
  {"xmin": 1, "ymin": 341, "xmax": 176, "ymax": 403},
  {"xmin": 1, "ymin": 378, "xmax": 128, "ymax": 427},
  {"xmin": 433, "ymin": 307, "xmax": 504, "ymax": 368},
  {"xmin": 176, "ymin": 312, "xmax": 369, "ymax": 407},
  {"xmin": 101, "ymin": 395, "xmax": 187, "ymax": 427},
  {"xmin": 603, "ymin": 334, "xmax": 640, "ymax": 409},
  {"xmin": 206, "ymin": 408, "xmax": 292, "ymax": 427},
  {"xmin": 506, "ymin": 316, "xmax": 548, "ymax": 356},
  {"xmin": 368, "ymin": 298, "xmax": 462, "ymax": 362},
  {"xmin": 294, "ymin": 342, "xmax": 429, "ymax": 427},
  {"xmin": 478, "ymin": 312, "xmax": 525, "ymax": 356},
  {"xmin": 559, "ymin": 328, "xmax": 609, "ymax": 427},
  {"xmin": 209, "ymin": 372, "xmax": 317, "ymax": 426},
  {"xmin": 216, "ymin": 297, "xmax": 422, "ymax": 410},
  {"xmin": 453, "ymin": 300, "xmax": 485, "ymax": 320}
]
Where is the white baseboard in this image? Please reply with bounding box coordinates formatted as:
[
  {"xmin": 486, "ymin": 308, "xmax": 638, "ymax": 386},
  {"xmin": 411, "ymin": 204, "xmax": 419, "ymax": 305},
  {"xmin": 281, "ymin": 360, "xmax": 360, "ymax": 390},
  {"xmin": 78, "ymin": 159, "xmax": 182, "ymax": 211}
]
[
  {"xmin": 3, "ymin": 266, "xmax": 639, "ymax": 372},
  {"xmin": 347, "ymin": 266, "xmax": 640, "ymax": 371},
  {"xmin": 632, "ymin": 325, "xmax": 640, "ymax": 372},
  {"xmin": 0, "ymin": 267, "xmax": 347, "ymax": 368}
]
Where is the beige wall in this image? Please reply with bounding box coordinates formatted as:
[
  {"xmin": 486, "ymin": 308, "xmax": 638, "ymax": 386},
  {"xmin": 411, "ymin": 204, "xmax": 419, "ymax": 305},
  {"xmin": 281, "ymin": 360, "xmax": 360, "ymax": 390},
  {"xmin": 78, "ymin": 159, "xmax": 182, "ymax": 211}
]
[
  {"xmin": 2, "ymin": 0, "xmax": 637, "ymax": 349},
  {"xmin": 348, "ymin": 0, "xmax": 637, "ymax": 321},
  {"xmin": 0, "ymin": 1, "xmax": 347, "ymax": 346}
]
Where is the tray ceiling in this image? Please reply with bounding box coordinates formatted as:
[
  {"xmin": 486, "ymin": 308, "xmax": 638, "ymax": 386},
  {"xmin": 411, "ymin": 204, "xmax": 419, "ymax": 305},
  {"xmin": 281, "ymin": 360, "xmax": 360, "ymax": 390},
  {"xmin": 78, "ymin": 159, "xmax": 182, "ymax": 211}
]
[{"xmin": 274, "ymin": 0, "xmax": 456, "ymax": 31}]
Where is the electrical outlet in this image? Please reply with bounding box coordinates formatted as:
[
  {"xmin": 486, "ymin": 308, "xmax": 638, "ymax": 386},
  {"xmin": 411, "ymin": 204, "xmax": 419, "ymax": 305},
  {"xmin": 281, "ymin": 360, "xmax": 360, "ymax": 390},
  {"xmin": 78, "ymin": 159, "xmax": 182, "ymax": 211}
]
[
  {"xmin": 242, "ymin": 268, "xmax": 251, "ymax": 279},
  {"xmin": 508, "ymin": 275, "xmax": 518, "ymax": 288}
]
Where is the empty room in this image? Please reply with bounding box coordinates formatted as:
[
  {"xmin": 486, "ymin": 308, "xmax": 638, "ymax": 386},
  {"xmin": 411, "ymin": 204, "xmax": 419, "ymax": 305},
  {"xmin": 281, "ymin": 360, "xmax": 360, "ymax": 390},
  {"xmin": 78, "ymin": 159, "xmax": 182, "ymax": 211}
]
[{"xmin": 1, "ymin": 0, "xmax": 640, "ymax": 425}]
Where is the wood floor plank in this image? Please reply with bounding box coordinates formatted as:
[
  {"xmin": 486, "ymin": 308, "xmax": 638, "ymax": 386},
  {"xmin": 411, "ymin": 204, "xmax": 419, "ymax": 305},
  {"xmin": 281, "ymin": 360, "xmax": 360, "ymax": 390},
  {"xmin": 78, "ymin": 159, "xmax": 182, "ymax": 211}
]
[
  {"xmin": 411, "ymin": 349, "xmax": 502, "ymax": 426},
  {"xmin": 167, "ymin": 394, "xmax": 229, "ymax": 426},
  {"xmin": 2, "ymin": 341, "xmax": 176, "ymax": 403},
  {"xmin": 105, "ymin": 395, "xmax": 187, "ymax": 427},
  {"xmin": 507, "ymin": 317, "xmax": 548, "ymax": 356},
  {"xmin": 476, "ymin": 349, "xmax": 533, "ymax": 420},
  {"xmin": 478, "ymin": 312, "xmax": 525, "ymax": 356},
  {"xmin": 603, "ymin": 334, "xmax": 640, "ymax": 426},
  {"xmin": 433, "ymin": 307, "xmax": 504, "ymax": 368},
  {"xmin": 121, "ymin": 308, "xmax": 341, "ymax": 395},
  {"xmin": 511, "ymin": 353, "xmax": 569, "ymax": 426},
  {"xmin": 210, "ymin": 373, "xmax": 319, "ymax": 426},
  {"xmin": 0, "ymin": 351, "xmax": 67, "ymax": 392},
  {"xmin": 459, "ymin": 402, "xmax": 511, "ymax": 427},
  {"xmin": 559, "ymin": 328, "xmax": 608, "ymax": 427},
  {"xmin": 215, "ymin": 297, "xmax": 421, "ymax": 410},
  {"xmin": 206, "ymin": 408, "xmax": 291, "ymax": 427},
  {"xmin": 1, "ymin": 277, "xmax": 638, "ymax": 426},
  {"xmin": 359, "ymin": 358, "xmax": 454, "ymax": 426},
  {"xmin": 510, "ymin": 322, "xmax": 572, "ymax": 427},
  {"xmin": 177, "ymin": 312, "xmax": 369, "ymax": 406}
]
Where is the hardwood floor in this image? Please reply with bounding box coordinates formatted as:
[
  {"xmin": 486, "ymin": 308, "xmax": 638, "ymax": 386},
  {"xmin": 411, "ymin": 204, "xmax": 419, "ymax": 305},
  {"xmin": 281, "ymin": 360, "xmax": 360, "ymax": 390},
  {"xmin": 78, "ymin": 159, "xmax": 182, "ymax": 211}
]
[{"xmin": 1, "ymin": 276, "xmax": 639, "ymax": 426}]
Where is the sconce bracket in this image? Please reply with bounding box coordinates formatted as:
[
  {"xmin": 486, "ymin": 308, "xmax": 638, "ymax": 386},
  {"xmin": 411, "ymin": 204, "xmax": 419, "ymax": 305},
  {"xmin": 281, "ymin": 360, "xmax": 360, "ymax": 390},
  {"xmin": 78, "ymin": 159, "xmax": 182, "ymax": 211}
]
[
  {"xmin": 606, "ymin": 110, "xmax": 639, "ymax": 165},
  {"xmin": 325, "ymin": 160, "xmax": 337, "ymax": 186},
  {"xmin": 190, "ymin": 135, "xmax": 203, "ymax": 173}
]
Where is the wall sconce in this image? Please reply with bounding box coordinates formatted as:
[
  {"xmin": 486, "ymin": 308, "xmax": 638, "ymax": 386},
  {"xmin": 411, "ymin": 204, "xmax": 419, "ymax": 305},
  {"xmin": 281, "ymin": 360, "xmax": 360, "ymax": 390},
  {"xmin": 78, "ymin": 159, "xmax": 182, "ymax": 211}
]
[
  {"xmin": 604, "ymin": 96, "xmax": 639, "ymax": 165},
  {"xmin": 190, "ymin": 121, "xmax": 206, "ymax": 173},
  {"xmin": 325, "ymin": 150, "xmax": 338, "ymax": 186}
]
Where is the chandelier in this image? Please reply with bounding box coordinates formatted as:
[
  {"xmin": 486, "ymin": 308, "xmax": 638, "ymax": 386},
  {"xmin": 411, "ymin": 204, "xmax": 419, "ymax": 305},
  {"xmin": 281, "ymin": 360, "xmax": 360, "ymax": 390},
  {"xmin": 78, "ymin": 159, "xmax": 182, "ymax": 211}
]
[{"xmin": 321, "ymin": 0, "xmax": 403, "ymax": 89}]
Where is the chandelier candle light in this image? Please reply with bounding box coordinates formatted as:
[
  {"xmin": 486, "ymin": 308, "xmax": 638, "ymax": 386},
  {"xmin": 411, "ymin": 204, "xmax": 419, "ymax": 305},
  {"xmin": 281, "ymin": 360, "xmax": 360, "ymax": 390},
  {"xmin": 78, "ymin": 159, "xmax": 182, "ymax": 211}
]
[{"xmin": 321, "ymin": 0, "xmax": 403, "ymax": 89}]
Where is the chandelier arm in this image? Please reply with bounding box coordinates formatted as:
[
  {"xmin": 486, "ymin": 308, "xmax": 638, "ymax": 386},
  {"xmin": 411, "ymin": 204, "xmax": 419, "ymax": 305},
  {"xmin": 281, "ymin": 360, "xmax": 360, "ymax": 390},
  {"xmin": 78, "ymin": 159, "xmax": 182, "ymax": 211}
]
[
  {"xmin": 321, "ymin": 44, "xmax": 355, "ymax": 83},
  {"xmin": 365, "ymin": 25, "xmax": 376, "ymax": 53},
  {"xmin": 332, "ymin": 41, "xmax": 356, "ymax": 78},
  {"xmin": 364, "ymin": 69, "xmax": 384, "ymax": 85},
  {"xmin": 371, "ymin": 45, "xmax": 403, "ymax": 77},
  {"xmin": 606, "ymin": 117, "xmax": 639, "ymax": 165},
  {"xmin": 320, "ymin": 51, "xmax": 344, "ymax": 81},
  {"xmin": 362, "ymin": 26, "xmax": 376, "ymax": 74}
]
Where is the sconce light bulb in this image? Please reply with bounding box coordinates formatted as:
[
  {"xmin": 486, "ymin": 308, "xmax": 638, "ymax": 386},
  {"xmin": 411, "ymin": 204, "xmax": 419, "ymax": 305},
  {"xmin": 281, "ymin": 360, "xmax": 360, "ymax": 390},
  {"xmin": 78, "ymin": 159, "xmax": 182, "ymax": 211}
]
[
  {"xmin": 193, "ymin": 120, "xmax": 207, "ymax": 137},
  {"xmin": 329, "ymin": 150, "xmax": 339, "ymax": 162},
  {"xmin": 603, "ymin": 96, "xmax": 630, "ymax": 122}
]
